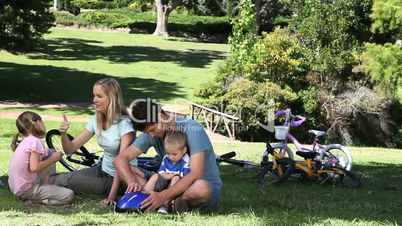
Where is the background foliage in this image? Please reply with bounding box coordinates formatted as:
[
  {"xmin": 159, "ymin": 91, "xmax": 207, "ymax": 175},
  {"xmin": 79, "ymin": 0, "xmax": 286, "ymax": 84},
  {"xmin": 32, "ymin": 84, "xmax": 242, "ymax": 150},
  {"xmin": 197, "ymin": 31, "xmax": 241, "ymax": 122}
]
[
  {"xmin": 196, "ymin": 0, "xmax": 402, "ymax": 147},
  {"xmin": 1, "ymin": 0, "xmax": 401, "ymax": 146},
  {"xmin": 0, "ymin": 0, "xmax": 55, "ymax": 51}
]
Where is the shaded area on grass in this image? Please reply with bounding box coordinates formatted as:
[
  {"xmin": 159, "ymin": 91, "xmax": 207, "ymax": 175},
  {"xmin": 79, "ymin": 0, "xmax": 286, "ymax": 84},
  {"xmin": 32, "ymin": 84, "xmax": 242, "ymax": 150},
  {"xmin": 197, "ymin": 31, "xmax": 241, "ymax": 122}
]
[
  {"xmin": 0, "ymin": 61, "xmax": 184, "ymax": 103},
  {"xmin": 218, "ymin": 162, "xmax": 402, "ymax": 225},
  {"xmin": 27, "ymin": 38, "xmax": 226, "ymax": 68},
  {"xmin": 0, "ymin": 162, "xmax": 401, "ymax": 225}
]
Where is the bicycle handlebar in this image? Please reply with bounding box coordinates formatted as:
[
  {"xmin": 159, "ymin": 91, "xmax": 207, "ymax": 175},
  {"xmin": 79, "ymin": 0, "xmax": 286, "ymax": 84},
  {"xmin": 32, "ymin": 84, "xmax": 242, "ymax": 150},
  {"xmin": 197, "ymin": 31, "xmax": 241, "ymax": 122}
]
[
  {"xmin": 291, "ymin": 116, "xmax": 306, "ymax": 127},
  {"xmin": 275, "ymin": 108, "xmax": 306, "ymax": 127},
  {"xmin": 274, "ymin": 109, "xmax": 290, "ymax": 117}
]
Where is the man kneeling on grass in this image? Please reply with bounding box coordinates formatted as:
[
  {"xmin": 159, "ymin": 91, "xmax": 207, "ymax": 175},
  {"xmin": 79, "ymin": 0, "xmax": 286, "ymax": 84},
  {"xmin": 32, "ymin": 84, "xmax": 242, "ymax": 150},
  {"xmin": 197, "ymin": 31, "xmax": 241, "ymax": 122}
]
[{"xmin": 114, "ymin": 98, "xmax": 222, "ymax": 213}]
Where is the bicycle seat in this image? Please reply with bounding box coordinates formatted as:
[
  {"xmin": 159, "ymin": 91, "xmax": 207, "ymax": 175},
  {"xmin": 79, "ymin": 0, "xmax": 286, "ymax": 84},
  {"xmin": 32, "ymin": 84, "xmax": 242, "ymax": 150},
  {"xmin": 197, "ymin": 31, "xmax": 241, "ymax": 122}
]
[{"xmin": 308, "ymin": 130, "xmax": 326, "ymax": 137}]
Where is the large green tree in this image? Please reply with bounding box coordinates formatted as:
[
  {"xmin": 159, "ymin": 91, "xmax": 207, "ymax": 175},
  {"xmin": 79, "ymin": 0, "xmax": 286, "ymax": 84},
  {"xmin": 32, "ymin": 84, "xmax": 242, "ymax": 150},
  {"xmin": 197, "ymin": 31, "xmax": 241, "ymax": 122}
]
[
  {"xmin": 362, "ymin": 43, "xmax": 402, "ymax": 99},
  {"xmin": 370, "ymin": 0, "xmax": 402, "ymax": 39},
  {"xmin": 290, "ymin": 0, "xmax": 372, "ymax": 75},
  {"xmin": 196, "ymin": 0, "xmax": 306, "ymax": 140},
  {"xmin": 362, "ymin": 0, "xmax": 402, "ymax": 101},
  {"xmin": 0, "ymin": 0, "xmax": 55, "ymax": 51}
]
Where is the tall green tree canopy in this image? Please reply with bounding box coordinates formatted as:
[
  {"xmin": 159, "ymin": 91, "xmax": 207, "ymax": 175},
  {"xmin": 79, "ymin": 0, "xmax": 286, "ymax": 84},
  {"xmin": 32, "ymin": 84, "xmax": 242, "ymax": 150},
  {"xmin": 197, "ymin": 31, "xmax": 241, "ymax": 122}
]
[
  {"xmin": 289, "ymin": 0, "xmax": 372, "ymax": 75},
  {"xmin": 362, "ymin": 43, "xmax": 402, "ymax": 99},
  {"xmin": 0, "ymin": 0, "xmax": 54, "ymax": 51},
  {"xmin": 370, "ymin": 0, "xmax": 402, "ymax": 39},
  {"xmin": 363, "ymin": 0, "xmax": 402, "ymax": 101}
]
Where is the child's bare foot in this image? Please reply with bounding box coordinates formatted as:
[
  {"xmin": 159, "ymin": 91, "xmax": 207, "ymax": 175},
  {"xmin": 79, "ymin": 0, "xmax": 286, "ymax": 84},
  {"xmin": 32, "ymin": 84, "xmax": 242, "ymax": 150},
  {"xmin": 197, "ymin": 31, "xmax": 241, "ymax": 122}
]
[{"xmin": 100, "ymin": 198, "xmax": 115, "ymax": 208}]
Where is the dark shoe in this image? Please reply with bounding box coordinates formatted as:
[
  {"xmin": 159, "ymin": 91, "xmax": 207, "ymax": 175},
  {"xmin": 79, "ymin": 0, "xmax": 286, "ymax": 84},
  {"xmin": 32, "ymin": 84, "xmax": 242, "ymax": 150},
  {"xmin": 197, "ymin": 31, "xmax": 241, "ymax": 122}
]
[{"xmin": 172, "ymin": 196, "xmax": 189, "ymax": 213}]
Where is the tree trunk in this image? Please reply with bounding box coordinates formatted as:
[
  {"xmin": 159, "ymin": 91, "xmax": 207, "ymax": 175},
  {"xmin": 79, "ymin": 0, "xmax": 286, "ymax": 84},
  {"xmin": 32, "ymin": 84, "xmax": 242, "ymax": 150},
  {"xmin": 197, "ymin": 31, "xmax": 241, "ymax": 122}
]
[
  {"xmin": 53, "ymin": 0, "xmax": 62, "ymax": 10},
  {"xmin": 255, "ymin": 0, "xmax": 262, "ymax": 34},
  {"xmin": 153, "ymin": 0, "xmax": 181, "ymax": 37},
  {"xmin": 153, "ymin": 0, "xmax": 169, "ymax": 37}
]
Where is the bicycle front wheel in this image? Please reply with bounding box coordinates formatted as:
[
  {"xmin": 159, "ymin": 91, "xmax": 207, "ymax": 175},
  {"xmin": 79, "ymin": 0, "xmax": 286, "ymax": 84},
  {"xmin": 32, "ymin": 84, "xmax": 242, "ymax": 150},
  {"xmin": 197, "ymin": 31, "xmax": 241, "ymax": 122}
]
[
  {"xmin": 261, "ymin": 144, "xmax": 295, "ymax": 184},
  {"xmin": 269, "ymin": 143, "xmax": 294, "ymax": 159},
  {"xmin": 323, "ymin": 144, "xmax": 353, "ymax": 171},
  {"xmin": 46, "ymin": 129, "xmax": 98, "ymax": 172},
  {"xmin": 327, "ymin": 167, "xmax": 361, "ymax": 188}
]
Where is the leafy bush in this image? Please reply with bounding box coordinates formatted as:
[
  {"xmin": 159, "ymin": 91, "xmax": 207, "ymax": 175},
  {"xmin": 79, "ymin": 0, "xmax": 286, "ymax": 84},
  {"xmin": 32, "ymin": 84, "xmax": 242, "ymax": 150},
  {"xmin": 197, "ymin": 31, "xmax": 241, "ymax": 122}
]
[
  {"xmin": 248, "ymin": 28, "xmax": 307, "ymax": 88},
  {"xmin": 298, "ymin": 86, "xmax": 318, "ymax": 114},
  {"xmin": 195, "ymin": 0, "xmax": 305, "ymax": 140},
  {"xmin": 71, "ymin": 0, "xmax": 134, "ymax": 9},
  {"xmin": 227, "ymin": 0, "xmax": 257, "ymax": 75},
  {"xmin": 290, "ymin": 0, "xmax": 372, "ymax": 75},
  {"xmin": 194, "ymin": 0, "xmax": 401, "ymax": 147},
  {"xmin": 128, "ymin": 0, "xmax": 152, "ymax": 11},
  {"xmin": 54, "ymin": 11, "xmax": 90, "ymax": 26},
  {"xmin": 71, "ymin": 0, "xmax": 113, "ymax": 9},
  {"xmin": 53, "ymin": 9, "xmax": 230, "ymax": 38},
  {"xmin": 222, "ymin": 79, "xmax": 297, "ymax": 139},
  {"xmin": 113, "ymin": 0, "xmax": 135, "ymax": 8},
  {"xmin": 0, "ymin": 0, "xmax": 55, "ymax": 51},
  {"xmin": 370, "ymin": 0, "xmax": 402, "ymax": 38},
  {"xmin": 82, "ymin": 10, "xmax": 131, "ymax": 27},
  {"xmin": 362, "ymin": 43, "xmax": 402, "ymax": 100},
  {"xmin": 217, "ymin": 27, "xmax": 307, "ymax": 92}
]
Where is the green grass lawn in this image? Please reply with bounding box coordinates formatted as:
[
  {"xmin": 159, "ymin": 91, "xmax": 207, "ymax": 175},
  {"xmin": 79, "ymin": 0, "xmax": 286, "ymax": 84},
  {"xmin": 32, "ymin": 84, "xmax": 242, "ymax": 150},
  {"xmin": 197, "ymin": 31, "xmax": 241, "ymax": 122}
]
[
  {"xmin": 0, "ymin": 28, "xmax": 227, "ymax": 104},
  {"xmin": 1, "ymin": 117, "xmax": 401, "ymax": 225}
]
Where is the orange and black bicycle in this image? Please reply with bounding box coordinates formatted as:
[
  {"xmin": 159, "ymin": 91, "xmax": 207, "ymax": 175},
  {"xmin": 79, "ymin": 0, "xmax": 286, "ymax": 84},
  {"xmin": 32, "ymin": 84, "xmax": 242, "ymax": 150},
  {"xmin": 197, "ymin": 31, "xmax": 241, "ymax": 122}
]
[{"xmin": 258, "ymin": 109, "xmax": 361, "ymax": 188}]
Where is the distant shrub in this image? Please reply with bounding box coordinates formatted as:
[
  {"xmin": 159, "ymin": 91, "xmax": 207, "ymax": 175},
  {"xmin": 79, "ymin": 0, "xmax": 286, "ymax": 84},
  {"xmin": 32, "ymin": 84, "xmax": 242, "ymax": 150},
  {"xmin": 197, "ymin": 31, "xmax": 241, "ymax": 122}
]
[
  {"xmin": 53, "ymin": 9, "xmax": 230, "ymax": 39},
  {"xmin": 71, "ymin": 0, "xmax": 116, "ymax": 9},
  {"xmin": 54, "ymin": 11, "xmax": 89, "ymax": 26},
  {"xmin": 82, "ymin": 11, "xmax": 131, "ymax": 27}
]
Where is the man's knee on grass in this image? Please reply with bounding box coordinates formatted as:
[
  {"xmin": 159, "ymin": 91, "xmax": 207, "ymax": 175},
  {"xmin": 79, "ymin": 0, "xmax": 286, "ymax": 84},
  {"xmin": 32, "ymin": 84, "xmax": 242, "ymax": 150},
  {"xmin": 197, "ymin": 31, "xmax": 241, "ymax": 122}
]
[{"xmin": 182, "ymin": 179, "xmax": 212, "ymax": 205}]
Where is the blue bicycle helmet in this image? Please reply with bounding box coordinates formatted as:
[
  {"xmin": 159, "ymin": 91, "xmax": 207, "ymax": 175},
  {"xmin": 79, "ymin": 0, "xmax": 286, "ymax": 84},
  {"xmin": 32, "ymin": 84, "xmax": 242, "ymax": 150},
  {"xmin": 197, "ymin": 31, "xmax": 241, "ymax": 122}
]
[{"xmin": 115, "ymin": 192, "xmax": 150, "ymax": 213}]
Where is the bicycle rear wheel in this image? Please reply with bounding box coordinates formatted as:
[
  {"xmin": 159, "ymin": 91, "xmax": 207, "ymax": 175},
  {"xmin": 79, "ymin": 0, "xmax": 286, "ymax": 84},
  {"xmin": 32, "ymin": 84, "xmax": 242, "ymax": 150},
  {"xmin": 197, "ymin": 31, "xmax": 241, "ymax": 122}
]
[
  {"xmin": 324, "ymin": 167, "xmax": 361, "ymax": 188},
  {"xmin": 46, "ymin": 129, "xmax": 99, "ymax": 172},
  {"xmin": 323, "ymin": 144, "xmax": 353, "ymax": 171}
]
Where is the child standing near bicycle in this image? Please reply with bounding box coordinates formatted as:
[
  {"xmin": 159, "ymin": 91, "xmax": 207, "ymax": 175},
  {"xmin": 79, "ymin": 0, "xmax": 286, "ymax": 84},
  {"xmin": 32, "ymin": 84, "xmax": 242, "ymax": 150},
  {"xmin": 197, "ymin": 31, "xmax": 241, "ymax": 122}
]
[{"xmin": 8, "ymin": 111, "xmax": 74, "ymax": 206}]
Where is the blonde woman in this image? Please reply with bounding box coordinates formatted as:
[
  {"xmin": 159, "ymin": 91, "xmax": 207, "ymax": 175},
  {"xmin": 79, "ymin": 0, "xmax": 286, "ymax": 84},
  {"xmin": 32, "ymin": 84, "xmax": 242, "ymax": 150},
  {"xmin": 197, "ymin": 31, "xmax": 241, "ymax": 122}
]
[{"xmin": 50, "ymin": 78, "xmax": 145, "ymax": 205}]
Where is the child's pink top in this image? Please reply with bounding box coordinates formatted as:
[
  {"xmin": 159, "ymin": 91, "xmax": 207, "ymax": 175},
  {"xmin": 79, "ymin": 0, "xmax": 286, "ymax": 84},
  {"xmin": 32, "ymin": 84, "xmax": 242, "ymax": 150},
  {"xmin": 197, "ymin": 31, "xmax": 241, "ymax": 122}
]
[{"xmin": 8, "ymin": 135, "xmax": 48, "ymax": 196}]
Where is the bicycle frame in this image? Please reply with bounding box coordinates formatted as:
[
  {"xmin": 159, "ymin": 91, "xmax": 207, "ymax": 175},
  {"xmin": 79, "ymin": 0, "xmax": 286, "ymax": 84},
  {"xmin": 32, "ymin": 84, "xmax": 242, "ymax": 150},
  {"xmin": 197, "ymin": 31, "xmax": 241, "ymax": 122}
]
[
  {"xmin": 284, "ymin": 134, "xmax": 323, "ymax": 157},
  {"xmin": 293, "ymin": 160, "xmax": 347, "ymax": 178}
]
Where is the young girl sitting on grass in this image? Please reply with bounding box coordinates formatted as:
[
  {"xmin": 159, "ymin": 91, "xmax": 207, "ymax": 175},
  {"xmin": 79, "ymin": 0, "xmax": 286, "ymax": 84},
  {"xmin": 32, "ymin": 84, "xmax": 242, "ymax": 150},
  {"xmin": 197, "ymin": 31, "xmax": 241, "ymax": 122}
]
[{"xmin": 8, "ymin": 111, "xmax": 74, "ymax": 206}]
